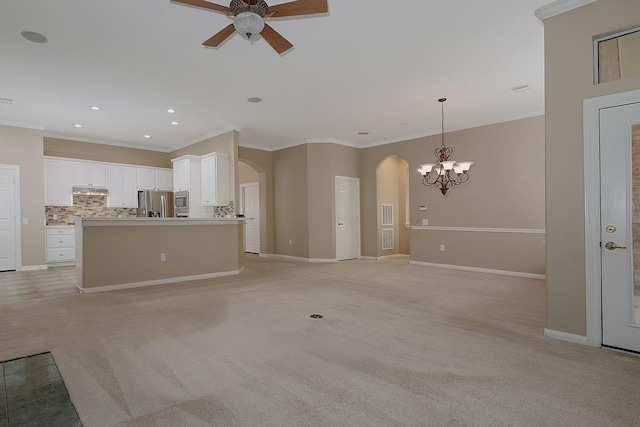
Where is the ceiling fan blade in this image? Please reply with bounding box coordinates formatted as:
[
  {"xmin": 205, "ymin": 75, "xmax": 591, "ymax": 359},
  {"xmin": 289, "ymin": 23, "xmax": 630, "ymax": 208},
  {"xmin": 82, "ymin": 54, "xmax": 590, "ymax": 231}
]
[
  {"xmin": 171, "ymin": 0, "xmax": 231, "ymax": 13},
  {"xmin": 203, "ymin": 24, "xmax": 236, "ymax": 47},
  {"xmin": 261, "ymin": 23, "xmax": 293, "ymax": 54},
  {"xmin": 267, "ymin": 0, "xmax": 328, "ymax": 18}
]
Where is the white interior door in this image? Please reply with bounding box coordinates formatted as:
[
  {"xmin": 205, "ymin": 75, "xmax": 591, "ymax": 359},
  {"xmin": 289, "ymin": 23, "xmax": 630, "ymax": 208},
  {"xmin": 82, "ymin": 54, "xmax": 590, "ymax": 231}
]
[
  {"xmin": 336, "ymin": 176, "xmax": 360, "ymax": 261},
  {"xmin": 242, "ymin": 183, "xmax": 260, "ymax": 254},
  {"xmin": 600, "ymin": 102, "xmax": 640, "ymax": 353},
  {"xmin": 0, "ymin": 166, "xmax": 17, "ymax": 271}
]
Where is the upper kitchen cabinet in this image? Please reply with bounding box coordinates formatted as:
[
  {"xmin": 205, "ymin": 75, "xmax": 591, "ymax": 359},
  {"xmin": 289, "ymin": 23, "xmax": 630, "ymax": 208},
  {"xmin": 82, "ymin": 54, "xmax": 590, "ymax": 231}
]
[
  {"xmin": 171, "ymin": 155, "xmax": 200, "ymax": 192},
  {"xmin": 73, "ymin": 162, "xmax": 107, "ymax": 187},
  {"xmin": 44, "ymin": 158, "xmax": 73, "ymax": 206},
  {"xmin": 201, "ymin": 153, "xmax": 229, "ymax": 206},
  {"xmin": 106, "ymin": 166, "xmax": 137, "ymax": 207},
  {"xmin": 137, "ymin": 167, "xmax": 172, "ymax": 191}
]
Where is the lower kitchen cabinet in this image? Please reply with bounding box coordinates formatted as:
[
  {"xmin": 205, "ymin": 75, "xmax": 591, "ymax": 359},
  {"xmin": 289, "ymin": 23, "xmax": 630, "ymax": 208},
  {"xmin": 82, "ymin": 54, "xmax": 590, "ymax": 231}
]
[{"xmin": 46, "ymin": 226, "xmax": 76, "ymax": 265}]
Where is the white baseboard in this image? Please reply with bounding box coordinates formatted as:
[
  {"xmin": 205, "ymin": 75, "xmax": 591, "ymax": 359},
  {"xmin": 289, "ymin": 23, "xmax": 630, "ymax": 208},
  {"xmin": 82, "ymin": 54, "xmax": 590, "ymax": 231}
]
[
  {"xmin": 543, "ymin": 328, "xmax": 589, "ymax": 345},
  {"xmin": 20, "ymin": 265, "xmax": 48, "ymax": 271},
  {"xmin": 79, "ymin": 269, "xmax": 242, "ymax": 294},
  {"xmin": 409, "ymin": 261, "xmax": 546, "ymax": 280},
  {"xmin": 310, "ymin": 258, "xmax": 338, "ymax": 263},
  {"xmin": 262, "ymin": 254, "xmax": 337, "ymax": 263},
  {"xmin": 378, "ymin": 254, "xmax": 410, "ymax": 260},
  {"xmin": 358, "ymin": 256, "xmax": 378, "ymax": 260}
]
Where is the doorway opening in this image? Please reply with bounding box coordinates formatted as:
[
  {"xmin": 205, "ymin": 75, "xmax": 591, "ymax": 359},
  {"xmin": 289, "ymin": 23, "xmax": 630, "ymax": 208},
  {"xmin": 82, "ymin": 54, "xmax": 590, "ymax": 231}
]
[
  {"xmin": 238, "ymin": 161, "xmax": 261, "ymax": 254},
  {"xmin": 375, "ymin": 156, "xmax": 410, "ymax": 259}
]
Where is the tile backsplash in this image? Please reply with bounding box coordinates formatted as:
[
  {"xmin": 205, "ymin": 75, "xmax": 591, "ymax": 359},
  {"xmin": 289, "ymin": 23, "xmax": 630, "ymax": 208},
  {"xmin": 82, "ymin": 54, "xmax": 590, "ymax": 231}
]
[
  {"xmin": 46, "ymin": 195, "xmax": 235, "ymax": 224},
  {"xmin": 46, "ymin": 194, "xmax": 136, "ymax": 225}
]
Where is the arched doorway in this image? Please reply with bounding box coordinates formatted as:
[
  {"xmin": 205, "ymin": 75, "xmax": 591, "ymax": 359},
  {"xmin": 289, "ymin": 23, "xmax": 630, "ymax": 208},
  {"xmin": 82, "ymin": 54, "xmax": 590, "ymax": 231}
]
[{"xmin": 376, "ymin": 156, "xmax": 410, "ymax": 259}]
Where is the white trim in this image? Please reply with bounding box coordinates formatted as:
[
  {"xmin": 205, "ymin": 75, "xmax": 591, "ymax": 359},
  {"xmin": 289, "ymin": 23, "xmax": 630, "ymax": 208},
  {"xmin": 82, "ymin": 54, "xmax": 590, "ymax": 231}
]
[
  {"xmin": 20, "ymin": 265, "xmax": 48, "ymax": 271},
  {"xmin": 378, "ymin": 254, "xmax": 410, "ymax": 261},
  {"xmin": 262, "ymin": 254, "xmax": 338, "ymax": 263},
  {"xmin": 535, "ymin": 0, "xmax": 597, "ymax": 22},
  {"xmin": 310, "ymin": 258, "xmax": 338, "ymax": 263},
  {"xmin": 78, "ymin": 218, "xmax": 241, "ymax": 226},
  {"xmin": 543, "ymin": 328, "xmax": 589, "ymax": 345},
  {"xmin": 0, "ymin": 119, "xmax": 45, "ymax": 131},
  {"xmin": 412, "ymin": 226, "xmax": 545, "ymax": 234},
  {"xmin": 79, "ymin": 268, "xmax": 243, "ymax": 293},
  {"xmin": 583, "ymin": 89, "xmax": 640, "ymax": 348},
  {"xmin": 410, "ymin": 261, "xmax": 546, "ymax": 280},
  {"xmin": 359, "ymin": 256, "xmax": 378, "ymax": 260}
]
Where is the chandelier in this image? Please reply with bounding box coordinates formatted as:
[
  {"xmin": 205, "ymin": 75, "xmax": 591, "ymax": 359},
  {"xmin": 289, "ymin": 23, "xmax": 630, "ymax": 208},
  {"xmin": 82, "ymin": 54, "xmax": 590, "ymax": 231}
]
[{"xmin": 418, "ymin": 98, "xmax": 473, "ymax": 196}]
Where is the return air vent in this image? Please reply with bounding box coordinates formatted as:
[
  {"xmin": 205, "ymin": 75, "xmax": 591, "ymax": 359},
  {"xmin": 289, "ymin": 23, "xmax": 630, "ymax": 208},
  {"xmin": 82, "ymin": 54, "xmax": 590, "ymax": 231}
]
[
  {"xmin": 382, "ymin": 228, "xmax": 394, "ymax": 250},
  {"xmin": 381, "ymin": 204, "xmax": 393, "ymax": 226},
  {"xmin": 0, "ymin": 97, "xmax": 13, "ymax": 104}
]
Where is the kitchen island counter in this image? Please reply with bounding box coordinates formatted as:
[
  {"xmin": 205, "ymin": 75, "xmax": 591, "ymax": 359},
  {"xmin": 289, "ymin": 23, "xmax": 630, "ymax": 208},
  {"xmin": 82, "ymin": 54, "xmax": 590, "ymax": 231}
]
[{"xmin": 76, "ymin": 217, "xmax": 244, "ymax": 293}]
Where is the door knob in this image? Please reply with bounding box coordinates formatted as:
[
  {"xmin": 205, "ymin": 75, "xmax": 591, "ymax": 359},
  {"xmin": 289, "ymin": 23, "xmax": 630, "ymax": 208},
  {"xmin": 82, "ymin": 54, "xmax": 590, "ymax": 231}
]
[{"xmin": 605, "ymin": 241, "xmax": 627, "ymax": 250}]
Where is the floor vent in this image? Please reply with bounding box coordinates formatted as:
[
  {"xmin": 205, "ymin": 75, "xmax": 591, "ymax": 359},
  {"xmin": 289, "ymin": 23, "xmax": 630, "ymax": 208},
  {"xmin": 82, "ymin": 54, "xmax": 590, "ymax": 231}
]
[
  {"xmin": 382, "ymin": 228, "xmax": 394, "ymax": 250},
  {"xmin": 310, "ymin": 314, "xmax": 323, "ymax": 319}
]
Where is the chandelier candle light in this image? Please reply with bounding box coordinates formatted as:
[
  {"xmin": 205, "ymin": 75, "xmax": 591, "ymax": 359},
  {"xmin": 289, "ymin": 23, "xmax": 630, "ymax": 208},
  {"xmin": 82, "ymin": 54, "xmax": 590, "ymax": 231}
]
[{"xmin": 418, "ymin": 98, "xmax": 473, "ymax": 196}]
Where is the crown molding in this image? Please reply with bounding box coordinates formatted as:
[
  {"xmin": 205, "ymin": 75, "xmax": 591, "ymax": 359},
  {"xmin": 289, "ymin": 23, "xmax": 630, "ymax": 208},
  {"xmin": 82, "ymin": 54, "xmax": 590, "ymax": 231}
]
[{"xmin": 535, "ymin": 0, "xmax": 597, "ymax": 22}]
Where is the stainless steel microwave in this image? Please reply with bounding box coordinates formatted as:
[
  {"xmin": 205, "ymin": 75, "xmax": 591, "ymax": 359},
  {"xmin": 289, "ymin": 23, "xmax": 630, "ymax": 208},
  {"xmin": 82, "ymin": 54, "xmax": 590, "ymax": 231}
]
[{"xmin": 174, "ymin": 191, "xmax": 189, "ymax": 216}]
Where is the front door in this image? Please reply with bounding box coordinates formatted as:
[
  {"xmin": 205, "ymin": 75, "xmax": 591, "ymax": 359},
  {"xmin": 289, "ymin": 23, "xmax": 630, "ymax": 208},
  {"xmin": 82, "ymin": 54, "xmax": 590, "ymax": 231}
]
[
  {"xmin": 336, "ymin": 176, "xmax": 360, "ymax": 261},
  {"xmin": 600, "ymin": 102, "xmax": 640, "ymax": 353},
  {"xmin": 242, "ymin": 183, "xmax": 260, "ymax": 254},
  {"xmin": 0, "ymin": 166, "xmax": 17, "ymax": 271}
]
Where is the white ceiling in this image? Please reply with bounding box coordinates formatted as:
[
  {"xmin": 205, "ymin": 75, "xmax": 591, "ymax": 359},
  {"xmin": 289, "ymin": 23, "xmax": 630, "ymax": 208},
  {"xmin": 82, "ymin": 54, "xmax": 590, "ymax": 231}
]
[{"xmin": 0, "ymin": 0, "xmax": 549, "ymax": 152}]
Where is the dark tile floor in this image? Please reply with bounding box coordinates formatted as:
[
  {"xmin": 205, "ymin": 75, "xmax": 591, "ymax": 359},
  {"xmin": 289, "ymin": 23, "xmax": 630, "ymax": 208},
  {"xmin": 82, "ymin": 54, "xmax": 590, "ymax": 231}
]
[{"xmin": 1, "ymin": 352, "xmax": 82, "ymax": 426}]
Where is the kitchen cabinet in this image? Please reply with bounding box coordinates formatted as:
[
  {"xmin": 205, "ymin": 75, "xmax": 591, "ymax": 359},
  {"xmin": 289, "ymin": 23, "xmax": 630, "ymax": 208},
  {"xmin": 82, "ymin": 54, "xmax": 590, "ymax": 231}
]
[
  {"xmin": 46, "ymin": 226, "xmax": 75, "ymax": 265},
  {"xmin": 73, "ymin": 162, "xmax": 107, "ymax": 187},
  {"xmin": 201, "ymin": 153, "xmax": 229, "ymax": 206},
  {"xmin": 44, "ymin": 159, "xmax": 73, "ymax": 206},
  {"xmin": 172, "ymin": 158, "xmax": 190, "ymax": 192},
  {"xmin": 137, "ymin": 168, "xmax": 172, "ymax": 191},
  {"xmin": 107, "ymin": 166, "xmax": 138, "ymax": 207}
]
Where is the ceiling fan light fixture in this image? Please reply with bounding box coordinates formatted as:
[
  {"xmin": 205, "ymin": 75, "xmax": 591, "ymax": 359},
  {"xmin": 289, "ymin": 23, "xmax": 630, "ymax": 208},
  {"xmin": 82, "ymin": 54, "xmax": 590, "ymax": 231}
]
[{"xmin": 233, "ymin": 12, "xmax": 265, "ymax": 39}]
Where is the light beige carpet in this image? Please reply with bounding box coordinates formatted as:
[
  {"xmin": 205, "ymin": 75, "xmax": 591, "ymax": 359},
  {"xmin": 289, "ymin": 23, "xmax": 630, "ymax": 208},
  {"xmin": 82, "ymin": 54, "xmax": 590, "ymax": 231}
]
[{"xmin": 0, "ymin": 256, "xmax": 638, "ymax": 426}]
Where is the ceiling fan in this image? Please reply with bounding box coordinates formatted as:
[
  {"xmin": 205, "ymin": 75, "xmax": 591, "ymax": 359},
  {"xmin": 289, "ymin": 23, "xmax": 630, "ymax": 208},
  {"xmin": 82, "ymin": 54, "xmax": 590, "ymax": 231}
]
[{"xmin": 172, "ymin": 0, "xmax": 328, "ymax": 54}]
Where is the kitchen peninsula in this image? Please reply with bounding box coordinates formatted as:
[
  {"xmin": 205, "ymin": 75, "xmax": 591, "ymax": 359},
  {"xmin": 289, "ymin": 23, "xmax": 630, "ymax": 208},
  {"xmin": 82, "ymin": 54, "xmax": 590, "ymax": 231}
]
[{"xmin": 75, "ymin": 217, "xmax": 243, "ymax": 293}]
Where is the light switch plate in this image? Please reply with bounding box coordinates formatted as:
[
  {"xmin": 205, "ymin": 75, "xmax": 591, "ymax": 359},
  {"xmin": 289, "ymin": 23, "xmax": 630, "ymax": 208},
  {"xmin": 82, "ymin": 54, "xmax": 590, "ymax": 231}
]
[{"xmin": 22, "ymin": 218, "xmax": 28, "ymax": 225}]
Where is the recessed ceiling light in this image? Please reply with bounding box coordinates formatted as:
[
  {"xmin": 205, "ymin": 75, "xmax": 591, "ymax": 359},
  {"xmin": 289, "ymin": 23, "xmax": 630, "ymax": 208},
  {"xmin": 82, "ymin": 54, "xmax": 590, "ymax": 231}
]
[
  {"xmin": 171, "ymin": 121, "xmax": 179, "ymax": 125},
  {"xmin": 358, "ymin": 132, "xmax": 370, "ymax": 135},
  {"xmin": 167, "ymin": 109, "xmax": 175, "ymax": 113},
  {"xmin": 144, "ymin": 135, "xmax": 151, "ymax": 139},
  {"xmin": 74, "ymin": 124, "xmax": 82, "ymax": 128},
  {"xmin": 21, "ymin": 31, "xmax": 48, "ymax": 44},
  {"xmin": 247, "ymin": 97, "xmax": 262, "ymax": 103},
  {"xmin": 90, "ymin": 105, "xmax": 100, "ymax": 110}
]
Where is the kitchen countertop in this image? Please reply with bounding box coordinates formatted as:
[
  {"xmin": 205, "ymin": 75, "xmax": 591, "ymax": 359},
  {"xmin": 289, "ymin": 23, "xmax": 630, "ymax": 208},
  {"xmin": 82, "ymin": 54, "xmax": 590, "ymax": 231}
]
[{"xmin": 76, "ymin": 217, "xmax": 243, "ymax": 227}]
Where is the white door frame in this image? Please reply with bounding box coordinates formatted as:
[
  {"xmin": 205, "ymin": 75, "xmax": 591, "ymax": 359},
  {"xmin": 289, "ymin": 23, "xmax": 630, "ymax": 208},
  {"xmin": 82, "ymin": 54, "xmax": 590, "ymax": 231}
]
[
  {"xmin": 335, "ymin": 176, "xmax": 361, "ymax": 260},
  {"xmin": 0, "ymin": 164, "xmax": 22, "ymax": 271},
  {"xmin": 584, "ymin": 88, "xmax": 640, "ymax": 347},
  {"xmin": 240, "ymin": 182, "xmax": 260, "ymax": 254}
]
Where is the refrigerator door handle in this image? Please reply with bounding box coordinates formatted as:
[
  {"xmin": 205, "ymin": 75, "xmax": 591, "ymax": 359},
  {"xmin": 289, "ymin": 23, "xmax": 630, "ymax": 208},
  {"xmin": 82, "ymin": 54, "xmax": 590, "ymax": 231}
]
[{"xmin": 160, "ymin": 194, "xmax": 166, "ymax": 218}]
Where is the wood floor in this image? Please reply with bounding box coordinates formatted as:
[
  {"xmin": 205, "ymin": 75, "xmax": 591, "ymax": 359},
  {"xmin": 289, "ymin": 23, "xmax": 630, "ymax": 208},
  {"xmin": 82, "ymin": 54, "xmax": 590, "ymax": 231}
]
[{"xmin": 0, "ymin": 266, "xmax": 78, "ymax": 304}]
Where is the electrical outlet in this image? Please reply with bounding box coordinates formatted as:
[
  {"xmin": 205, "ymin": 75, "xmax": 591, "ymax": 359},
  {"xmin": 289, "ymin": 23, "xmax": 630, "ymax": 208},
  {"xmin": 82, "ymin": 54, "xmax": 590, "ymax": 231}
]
[
  {"xmin": 440, "ymin": 244, "xmax": 445, "ymax": 252},
  {"xmin": 160, "ymin": 253, "xmax": 166, "ymax": 262},
  {"xmin": 422, "ymin": 219, "xmax": 429, "ymax": 226},
  {"xmin": 289, "ymin": 239, "xmax": 293, "ymax": 245}
]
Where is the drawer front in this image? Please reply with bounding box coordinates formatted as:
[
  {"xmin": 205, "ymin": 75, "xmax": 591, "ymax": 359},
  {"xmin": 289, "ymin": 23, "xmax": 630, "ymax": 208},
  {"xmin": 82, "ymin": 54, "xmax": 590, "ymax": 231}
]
[
  {"xmin": 47, "ymin": 235, "xmax": 75, "ymax": 248},
  {"xmin": 46, "ymin": 248, "xmax": 75, "ymax": 263},
  {"xmin": 47, "ymin": 227, "xmax": 75, "ymax": 236}
]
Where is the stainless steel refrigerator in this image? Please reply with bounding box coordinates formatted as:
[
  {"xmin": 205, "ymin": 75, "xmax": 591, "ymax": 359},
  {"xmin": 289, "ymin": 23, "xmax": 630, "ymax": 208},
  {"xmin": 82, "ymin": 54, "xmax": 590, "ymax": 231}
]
[{"xmin": 137, "ymin": 190, "xmax": 174, "ymax": 217}]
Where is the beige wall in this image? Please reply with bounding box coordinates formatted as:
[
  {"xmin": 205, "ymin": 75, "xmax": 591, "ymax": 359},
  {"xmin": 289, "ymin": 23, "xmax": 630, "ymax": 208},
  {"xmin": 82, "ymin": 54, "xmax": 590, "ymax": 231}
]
[
  {"xmin": 238, "ymin": 161, "xmax": 259, "ymax": 184},
  {"xmin": 44, "ymin": 137, "xmax": 171, "ymax": 168},
  {"xmin": 307, "ymin": 143, "xmax": 360, "ymax": 260},
  {"xmin": 0, "ymin": 125, "xmax": 46, "ymax": 267},
  {"xmin": 170, "ymin": 130, "xmax": 239, "ymax": 206},
  {"xmin": 238, "ymin": 147, "xmax": 275, "ymax": 255},
  {"xmin": 360, "ymin": 116, "xmax": 545, "ymax": 273},
  {"xmin": 544, "ymin": 0, "xmax": 640, "ymax": 336},
  {"xmin": 273, "ymin": 144, "xmax": 309, "ymax": 257}
]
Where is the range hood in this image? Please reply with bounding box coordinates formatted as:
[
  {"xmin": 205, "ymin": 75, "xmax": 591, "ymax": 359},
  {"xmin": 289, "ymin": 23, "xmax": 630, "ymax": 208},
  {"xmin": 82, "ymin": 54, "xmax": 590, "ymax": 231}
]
[{"xmin": 72, "ymin": 186, "xmax": 109, "ymax": 196}]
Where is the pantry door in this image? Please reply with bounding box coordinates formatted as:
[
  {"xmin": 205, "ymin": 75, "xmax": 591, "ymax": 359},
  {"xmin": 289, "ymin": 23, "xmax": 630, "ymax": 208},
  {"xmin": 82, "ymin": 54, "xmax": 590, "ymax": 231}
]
[{"xmin": 600, "ymin": 102, "xmax": 640, "ymax": 353}]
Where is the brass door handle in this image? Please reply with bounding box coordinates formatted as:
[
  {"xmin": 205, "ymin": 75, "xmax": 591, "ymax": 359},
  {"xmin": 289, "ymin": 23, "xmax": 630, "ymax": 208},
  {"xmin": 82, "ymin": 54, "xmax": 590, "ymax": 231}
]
[{"xmin": 605, "ymin": 241, "xmax": 627, "ymax": 250}]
